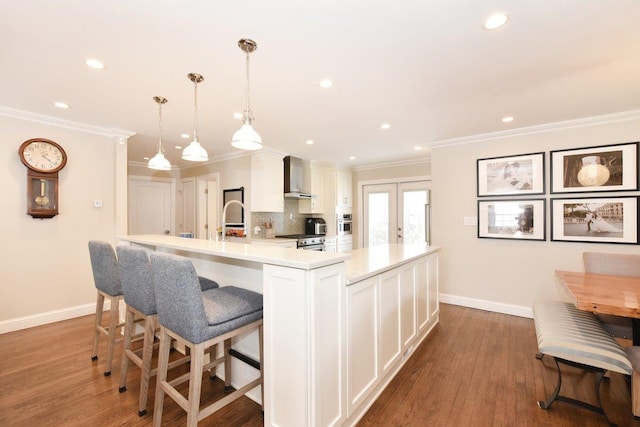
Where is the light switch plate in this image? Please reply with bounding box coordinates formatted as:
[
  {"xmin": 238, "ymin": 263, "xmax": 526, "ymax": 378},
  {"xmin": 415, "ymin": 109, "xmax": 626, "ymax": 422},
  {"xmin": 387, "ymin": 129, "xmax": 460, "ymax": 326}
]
[
  {"xmin": 463, "ymin": 216, "xmax": 477, "ymax": 226},
  {"xmin": 93, "ymin": 200, "xmax": 103, "ymax": 208}
]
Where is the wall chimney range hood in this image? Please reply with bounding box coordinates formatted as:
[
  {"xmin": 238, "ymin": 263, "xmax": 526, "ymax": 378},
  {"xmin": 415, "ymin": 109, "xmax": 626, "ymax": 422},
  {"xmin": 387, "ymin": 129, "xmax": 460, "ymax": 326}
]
[{"xmin": 283, "ymin": 155, "xmax": 316, "ymax": 199}]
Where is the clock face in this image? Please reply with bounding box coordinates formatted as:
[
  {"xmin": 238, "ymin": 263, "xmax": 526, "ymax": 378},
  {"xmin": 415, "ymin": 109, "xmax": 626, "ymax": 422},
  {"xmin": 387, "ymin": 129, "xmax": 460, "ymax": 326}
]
[{"xmin": 19, "ymin": 139, "xmax": 67, "ymax": 173}]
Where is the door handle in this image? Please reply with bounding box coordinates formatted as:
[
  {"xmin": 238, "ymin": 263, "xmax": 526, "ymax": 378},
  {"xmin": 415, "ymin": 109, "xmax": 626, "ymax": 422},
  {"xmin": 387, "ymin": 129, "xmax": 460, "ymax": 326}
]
[{"xmin": 164, "ymin": 229, "xmax": 170, "ymax": 235}]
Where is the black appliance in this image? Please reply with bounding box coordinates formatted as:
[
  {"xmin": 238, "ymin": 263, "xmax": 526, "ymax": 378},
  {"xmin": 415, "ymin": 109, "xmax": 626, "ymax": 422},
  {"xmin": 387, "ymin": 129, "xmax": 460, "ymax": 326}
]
[
  {"xmin": 305, "ymin": 217, "xmax": 326, "ymax": 235},
  {"xmin": 276, "ymin": 233, "xmax": 326, "ymax": 251}
]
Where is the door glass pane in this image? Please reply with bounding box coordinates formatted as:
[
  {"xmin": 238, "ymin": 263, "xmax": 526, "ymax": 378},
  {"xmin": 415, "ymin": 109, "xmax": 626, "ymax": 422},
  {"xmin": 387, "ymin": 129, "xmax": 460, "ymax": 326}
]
[
  {"xmin": 368, "ymin": 192, "xmax": 389, "ymax": 246},
  {"xmin": 402, "ymin": 190, "xmax": 426, "ymax": 244}
]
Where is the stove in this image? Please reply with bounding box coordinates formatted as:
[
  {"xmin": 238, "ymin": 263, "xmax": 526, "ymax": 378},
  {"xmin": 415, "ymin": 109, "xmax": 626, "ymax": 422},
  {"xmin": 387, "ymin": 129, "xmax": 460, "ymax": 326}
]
[{"xmin": 276, "ymin": 234, "xmax": 326, "ymax": 251}]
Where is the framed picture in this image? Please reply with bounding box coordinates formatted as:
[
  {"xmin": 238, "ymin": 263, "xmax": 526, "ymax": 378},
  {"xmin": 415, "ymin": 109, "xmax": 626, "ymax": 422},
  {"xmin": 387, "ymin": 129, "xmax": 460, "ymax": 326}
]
[
  {"xmin": 550, "ymin": 142, "xmax": 639, "ymax": 193},
  {"xmin": 550, "ymin": 196, "xmax": 639, "ymax": 244},
  {"xmin": 478, "ymin": 199, "xmax": 546, "ymax": 241},
  {"xmin": 477, "ymin": 152, "xmax": 545, "ymax": 197}
]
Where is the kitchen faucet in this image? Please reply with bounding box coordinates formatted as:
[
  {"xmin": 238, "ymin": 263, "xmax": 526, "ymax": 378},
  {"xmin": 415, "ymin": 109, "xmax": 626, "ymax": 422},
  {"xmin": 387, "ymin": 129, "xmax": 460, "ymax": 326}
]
[{"xmin": 221, "ymin": 200, "xmax": 247, "ymax": 241}]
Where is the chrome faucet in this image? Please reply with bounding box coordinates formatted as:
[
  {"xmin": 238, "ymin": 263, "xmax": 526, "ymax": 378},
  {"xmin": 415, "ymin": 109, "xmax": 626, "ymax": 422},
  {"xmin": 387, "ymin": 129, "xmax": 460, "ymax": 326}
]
[{"xmin": 221, "ymin": 200, "xmax": 246, "ymax": 241}]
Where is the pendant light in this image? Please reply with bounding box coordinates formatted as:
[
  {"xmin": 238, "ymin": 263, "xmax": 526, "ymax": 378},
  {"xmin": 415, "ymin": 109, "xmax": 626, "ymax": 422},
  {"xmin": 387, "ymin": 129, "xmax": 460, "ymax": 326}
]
[
  {"xmin": 148, "ymin": 96, "xmax": 171, "ymax": 171},
  {"xmin": 231, "ymin": 38, "xmax": 263, "ymax": 150},
  {"xmin": 182, "ymin": 73, "xmax": 209, "ymax": 161},
  {"xmin": 577, "ymin": 155, "xmax": 610, "ymax": 186}
]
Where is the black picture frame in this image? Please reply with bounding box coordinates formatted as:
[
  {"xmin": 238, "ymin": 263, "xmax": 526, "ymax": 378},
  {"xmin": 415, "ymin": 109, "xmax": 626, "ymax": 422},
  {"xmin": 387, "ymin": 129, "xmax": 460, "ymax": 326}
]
[
  {"xmin": 477, "ymin": 152, "xmax": 545, "ymax": 197},
  {"xmin": 222, "ymin": 187, "xmax": 244, "ymax": 227},
  {"xmin": 550, "ymin": 142, "xmax": 639, "ymax": 193},
  {"xmin": 478, "ymin": 199, "xmax": 546, "ymax": 241},
  {"xmin": 550, "ymin": 196, "xmax": 639, "ymax": 244}
]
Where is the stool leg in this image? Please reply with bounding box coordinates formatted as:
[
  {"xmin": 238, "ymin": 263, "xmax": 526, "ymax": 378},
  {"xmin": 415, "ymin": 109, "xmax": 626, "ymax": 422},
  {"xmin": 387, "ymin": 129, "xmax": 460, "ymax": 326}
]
[
  {"xmin": 153, "ymin": 327, "xmax": 171, "ymax": 427},
  {"xmin": 259, "ymin": 324, "xmax": 264, "ymax": 411},
  {"xmin": 138, "ymin": 314, "xmax": 156, "ymax": 416},
  {"xmin": 119, "ymin": 306, "xmax": 135, "ymax": 392},
  {"xmin": 224, "ymin": 339, "xmax": 232, "ymax": 392},
  {"xmin": 632, "ymin": 370, "xmax": 640, "ymax": 417},
  {"xmin": 187, "ymin": 342, "xmax": 205, "ymax": 427},
  {"xmin": 104, "ymin": 295, "xmax": 120, "ymax": 376},
  {"xmin": 91, "ymin": 292, "xmax": 105, "ymax": 361}
]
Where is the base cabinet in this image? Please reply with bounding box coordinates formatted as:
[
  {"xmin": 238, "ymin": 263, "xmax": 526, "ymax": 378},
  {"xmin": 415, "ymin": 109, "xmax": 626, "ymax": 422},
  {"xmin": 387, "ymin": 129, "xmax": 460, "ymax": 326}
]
[{"xmin": 346, "ymin": 252, "xmax": 439, "ymax": 423}]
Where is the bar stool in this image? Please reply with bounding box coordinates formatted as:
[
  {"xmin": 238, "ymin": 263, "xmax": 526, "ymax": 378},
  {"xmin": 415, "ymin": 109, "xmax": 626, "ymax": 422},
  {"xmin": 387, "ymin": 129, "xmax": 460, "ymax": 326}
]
[
  {"xmin": 116, "ymin": 245, "xmax": 220, "ymax": 416},
  {"xmin": 150, "ymin": 252, "xmax": 264, "ymax": 427},
  {"xmin": 88, "ymin": 240, "xmax": 123, "ymax": 376}
]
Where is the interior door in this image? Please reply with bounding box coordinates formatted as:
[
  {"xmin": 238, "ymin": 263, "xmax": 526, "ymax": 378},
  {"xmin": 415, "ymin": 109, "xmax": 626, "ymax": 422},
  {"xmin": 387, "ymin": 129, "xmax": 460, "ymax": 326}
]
[
  {"xmin": 363, "ymin": 181, "xmax": 430, "ymax": 247},
  {"xmin": 196, "ymin": 174, "xmax": 219, "ymax": 239},
  {"xmin": 128, "ymin": 177, "xmax": 173, "ymax": 235},
  {"xmin": 180, "ymin": 177, "xmax": 196, "ymax": 235}
]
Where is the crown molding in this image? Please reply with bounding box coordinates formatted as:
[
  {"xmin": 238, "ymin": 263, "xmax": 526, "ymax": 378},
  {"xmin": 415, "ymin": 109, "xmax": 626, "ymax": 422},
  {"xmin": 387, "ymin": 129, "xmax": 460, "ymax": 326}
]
[
  {"xmin": 428, "ymin": 109, "xmax": 640, "ymax": 148},
  {"xmin": 0, "ymin": 105, "xmax": 135, "ymax": 139},
  {"xmin": 352, "ymin": 156, "xmax": 431, "ymax": 172}
]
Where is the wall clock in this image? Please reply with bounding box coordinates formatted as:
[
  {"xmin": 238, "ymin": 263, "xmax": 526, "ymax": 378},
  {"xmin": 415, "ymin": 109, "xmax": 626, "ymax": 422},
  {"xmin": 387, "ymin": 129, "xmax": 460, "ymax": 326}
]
[{"xmin": 18, "ymin": 138, "xmax": 67, "ymax": 218}]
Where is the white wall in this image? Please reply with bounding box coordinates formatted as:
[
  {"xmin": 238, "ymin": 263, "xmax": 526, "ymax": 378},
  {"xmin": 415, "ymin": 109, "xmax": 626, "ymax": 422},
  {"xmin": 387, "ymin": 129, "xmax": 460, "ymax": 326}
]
[
  {"xmin": 0, "ymin": 112, "xmax": 128, "ymax": 331},
  {"xmin": 431, "ymin": 114, "xmax": 640, "ymax": 317}
]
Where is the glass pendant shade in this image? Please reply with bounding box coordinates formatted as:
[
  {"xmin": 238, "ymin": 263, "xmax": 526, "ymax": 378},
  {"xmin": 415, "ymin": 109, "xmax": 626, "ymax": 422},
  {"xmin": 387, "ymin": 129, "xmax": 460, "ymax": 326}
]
[
  {"xmin": 148, "ymin": 96, "xmax": 172, "ymax": 171},
  {"xmin": 232, "ymin": 39, "xmax": 262, "ymax": 151},
  {"xmin": 148, "ymin": 152, "xmax": 171, "ymax": 170},
  {"xmin": 577, "ymin": 155, "xmax": 610, "ymax": 186},
  {"xmin": 231, "ymin": 118, "xmax": 262, "ymax": 150},
  {"xmin": 182, "ymin": 139, "xmax": 209, "ymax": 161},
  {"xmin": 182, "ymin": 73, "xmax": 209, "ymax": 162}
]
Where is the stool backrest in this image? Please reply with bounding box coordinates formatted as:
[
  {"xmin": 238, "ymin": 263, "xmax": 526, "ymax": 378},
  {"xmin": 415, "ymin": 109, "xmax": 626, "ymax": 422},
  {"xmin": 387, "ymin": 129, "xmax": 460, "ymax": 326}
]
[
  {"xmin": 88, "ymin": 241, "xmax": 122, "ymax": 296},
  {"xmin": 150, "ymin": 252, "xmax": 210, "ymax": 343},
  {"xmin": 116, "ymin": 245, "xmax": 157, "ymax": 315},
  {"xmin": 583, "ymin": 252, "xmax": 640, "ymax": 277}
]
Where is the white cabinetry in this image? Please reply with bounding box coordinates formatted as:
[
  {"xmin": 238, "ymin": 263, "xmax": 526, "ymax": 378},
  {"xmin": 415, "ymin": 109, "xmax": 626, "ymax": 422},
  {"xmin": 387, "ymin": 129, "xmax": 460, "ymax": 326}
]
[
  {"xmin": 299, "ymin": 160, "xmax": 325, "ymax": 214},
  {"xmin": 250, "ymin": 151, "xmax": 284, "ymax": 213},
  {"xmin": 346, "ymin": 251, "xmax": 439, "ymax": 419},
  {"xmin": 336, "ymin": 169, "xmax": 352, "ymax": 208},
  {"xmin": 324, "ymin": 236, "xmax": 337, "ymax": 253},
  {"xmin": 324, "ymin": 167, "xmax": 353, "ymax": 235},
  {"xmin": 338, "ymin": 235, "xmax": 353, "ymax": 252}
]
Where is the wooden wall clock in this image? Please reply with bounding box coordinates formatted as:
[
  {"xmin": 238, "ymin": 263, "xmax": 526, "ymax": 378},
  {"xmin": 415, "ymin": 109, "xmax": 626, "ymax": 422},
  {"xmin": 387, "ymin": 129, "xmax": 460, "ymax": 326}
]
[{"xmin": 18, "ymin": 138, "xmax": 67, "ymax": 218}]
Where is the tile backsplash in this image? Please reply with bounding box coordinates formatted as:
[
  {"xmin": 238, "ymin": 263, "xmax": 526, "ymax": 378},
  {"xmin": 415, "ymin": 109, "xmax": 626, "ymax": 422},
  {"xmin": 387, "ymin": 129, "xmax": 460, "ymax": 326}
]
[{"xmin": 250, "ymin": 199, "xmax": 322, "ymax": 238}]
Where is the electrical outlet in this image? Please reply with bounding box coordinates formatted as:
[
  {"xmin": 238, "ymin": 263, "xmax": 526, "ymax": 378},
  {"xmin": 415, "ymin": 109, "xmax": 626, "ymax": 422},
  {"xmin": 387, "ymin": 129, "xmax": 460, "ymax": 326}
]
[
  {"xmin": 93, "ymin": 200, "xmax": 103, "ymax": 208},
  {"xmin": 463, "ymin": 216, "xmax": 477, "ymax": 226}
]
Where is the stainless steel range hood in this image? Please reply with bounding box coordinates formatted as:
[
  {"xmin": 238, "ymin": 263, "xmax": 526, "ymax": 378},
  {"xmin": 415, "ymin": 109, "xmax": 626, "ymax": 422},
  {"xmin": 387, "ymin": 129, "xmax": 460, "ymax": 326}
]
[{"xmin": 283, "ymin": 155, "xmax": 316, "ymax": 199}]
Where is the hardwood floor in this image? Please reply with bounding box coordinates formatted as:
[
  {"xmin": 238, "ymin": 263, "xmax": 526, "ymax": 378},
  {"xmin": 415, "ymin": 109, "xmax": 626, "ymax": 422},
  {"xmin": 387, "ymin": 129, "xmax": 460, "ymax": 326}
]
[{"xmin": 1, "ymin": 304, "xmax": 637, "ymax": 426}]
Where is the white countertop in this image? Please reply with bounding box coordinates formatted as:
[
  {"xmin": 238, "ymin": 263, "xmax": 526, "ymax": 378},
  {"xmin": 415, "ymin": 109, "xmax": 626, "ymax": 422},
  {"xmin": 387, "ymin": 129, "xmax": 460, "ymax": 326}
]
[
  {"xmin": 119, "ymin": 234, "xmax": 349, "ymax": 270},
  {"xmin": 344, "ymin": 243, "xmax": 439, "ymax": 284}
]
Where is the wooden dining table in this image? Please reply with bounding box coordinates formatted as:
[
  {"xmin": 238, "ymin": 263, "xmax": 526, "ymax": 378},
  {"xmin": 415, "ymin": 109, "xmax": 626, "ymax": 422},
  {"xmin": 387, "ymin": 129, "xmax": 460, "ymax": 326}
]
[{"xmin": 555, "ymin": 270, "xmax": 640, "ymax": 343}]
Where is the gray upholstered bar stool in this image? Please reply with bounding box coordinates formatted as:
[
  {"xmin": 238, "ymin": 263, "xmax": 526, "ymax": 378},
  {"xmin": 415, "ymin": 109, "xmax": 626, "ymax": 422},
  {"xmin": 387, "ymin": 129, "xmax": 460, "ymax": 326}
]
[
  {"xmin": 150, "ymin": 252, "xmax": 264, "ymax": 427},
  {"xmin": 88, "ymin": 240, "xmax": 123, "ymax": 377},
  {"xmin": 116, "ymin": 245, "xmax": 219, "ymax": 417}
]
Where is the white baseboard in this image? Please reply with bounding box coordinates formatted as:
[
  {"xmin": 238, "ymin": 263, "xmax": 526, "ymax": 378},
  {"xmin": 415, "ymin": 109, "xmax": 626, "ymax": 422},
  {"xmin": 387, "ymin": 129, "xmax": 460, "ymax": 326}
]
[
  {"xmin": 439, "ymin": 293, "xmax": 533, "ymax": 319},
  {"xmin": 0, "ymin": 301, "xmax": 107, "ymax": 334}
]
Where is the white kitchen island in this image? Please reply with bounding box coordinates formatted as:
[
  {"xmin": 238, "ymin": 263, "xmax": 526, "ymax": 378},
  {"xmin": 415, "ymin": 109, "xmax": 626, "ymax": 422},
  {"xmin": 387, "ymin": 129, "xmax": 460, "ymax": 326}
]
[{"xmin": 119, "ymin": 235, "xmax": 439, "ymax": 426}]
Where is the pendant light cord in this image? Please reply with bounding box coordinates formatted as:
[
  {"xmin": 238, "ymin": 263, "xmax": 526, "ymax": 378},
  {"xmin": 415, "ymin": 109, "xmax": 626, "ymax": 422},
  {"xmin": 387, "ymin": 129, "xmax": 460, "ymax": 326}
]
[
  {"xmin": 245, "ymin": 49, "xmax": 251, "ymax": 121},
  {"xmin": 193, "ymin": 79, "xmax": 199, "ymax": 141},
  {"xmin": 158, "ymin": 102, "xmax": 164, "ymax": 154}
]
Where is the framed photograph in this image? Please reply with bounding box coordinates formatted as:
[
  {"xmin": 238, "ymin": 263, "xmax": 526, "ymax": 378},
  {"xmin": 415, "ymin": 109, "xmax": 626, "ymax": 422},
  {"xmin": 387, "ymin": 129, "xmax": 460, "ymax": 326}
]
[
  {"xmin": 550, "ymin": 142, "xmax": 639, "ymax": 193},
  {"xmin": 477, "ymin": 152, "xmax": 545, "ymax": 197},
  {"xmin": 478, "ymin": 199, "xmax": 546, "ymax": 241},
  {"xmin": 550, "ymin": 196, "xmax": 639, "ymax": 244}
]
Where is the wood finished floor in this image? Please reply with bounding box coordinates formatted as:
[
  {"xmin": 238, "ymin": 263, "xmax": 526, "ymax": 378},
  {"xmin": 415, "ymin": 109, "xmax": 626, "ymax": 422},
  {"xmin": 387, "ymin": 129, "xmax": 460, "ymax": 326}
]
[{"xmin": 1, "ymin": 304, "xmax": 638, "ymax": 426}]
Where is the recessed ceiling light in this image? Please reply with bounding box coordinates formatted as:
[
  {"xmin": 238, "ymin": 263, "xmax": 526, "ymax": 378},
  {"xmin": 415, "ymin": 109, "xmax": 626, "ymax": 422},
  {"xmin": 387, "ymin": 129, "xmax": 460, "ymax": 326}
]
[
  {"xmin": 54, "ymin": 102, "xmax": 69, "ymax": 109},
  {"xmin": 319, "ymin": 79, "xmax": 333, "ymax": 88},
  {"xmin": 484, "ymin": 12, "xmax": 509, "ymax": 30},
  {"xmin": 306, "ymin": 140, "xmax": 314, "ymax": 145},
  {"xmin": 380, "ymin": 123, "xmax": 391, "ymax": 129},
  {"xmin": 414, "ymin": 146, "xmax": 422, "ymax": 151},
  {"xmin": 349, "ymin": 156, "xmax": 356, "ymax": 160},
  {"xmin": 233, "ymin": 112, "xmax": 243, "ymax": 119},
  {"xmin": 85, "ymin": 58, "xmax": 104, "ymax": 69},
  {"xmin": 143, "ymin": 157, "xmax": 150, "ymax": 160},
  {"xmin": 174, "ymin": 145, "xmax": 182, "ymax": 150},
  {"xmin": 181, "ymin": 133, "xmax": 190, "ymax": 139},
  {"xmin": 502, "ymin": 116, "xmax": 514, "ymax": 123}
]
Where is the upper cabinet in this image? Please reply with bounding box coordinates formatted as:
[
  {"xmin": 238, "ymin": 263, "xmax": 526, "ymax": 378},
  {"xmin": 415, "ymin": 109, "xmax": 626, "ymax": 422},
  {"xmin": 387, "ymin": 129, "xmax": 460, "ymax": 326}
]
[
  {"xmin": 251, "ymin": 151, "xmax": 284, "ymax": 212},
  {"xmin": 299, "ymin": 160, "xmax": 325, "ymax": 214},
  {"xmin": 336, "ymin": 169, "xmax": 352, "ymax": 208}
]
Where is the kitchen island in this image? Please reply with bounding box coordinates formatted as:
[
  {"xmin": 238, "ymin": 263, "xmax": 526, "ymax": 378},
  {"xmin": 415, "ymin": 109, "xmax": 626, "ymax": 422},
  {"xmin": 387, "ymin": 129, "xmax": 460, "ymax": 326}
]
[{"xmin": 119, "ymin": 234, "xmax": 439, "ymax": 426}]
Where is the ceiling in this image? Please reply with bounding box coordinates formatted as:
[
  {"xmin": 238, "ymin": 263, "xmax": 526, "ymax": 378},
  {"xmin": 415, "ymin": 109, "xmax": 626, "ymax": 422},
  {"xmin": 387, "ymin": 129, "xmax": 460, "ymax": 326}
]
[{"xmin": 2, "ymin": 1, "xmax": 640, "ymax": 168}]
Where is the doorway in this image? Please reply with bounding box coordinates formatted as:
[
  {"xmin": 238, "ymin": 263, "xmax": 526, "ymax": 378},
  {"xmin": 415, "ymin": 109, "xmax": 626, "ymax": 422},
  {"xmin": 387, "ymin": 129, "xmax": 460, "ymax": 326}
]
[
  {"xmin": 128, "ymin": 176, "xmax": 174, "ymax": 235},
  {"xmin": 196, "ymin": 173, "xmax": 220, "ymax": 239},
  {"xmin": 362, "ymin": 181, "xmax": 430, "ymax": 247}
]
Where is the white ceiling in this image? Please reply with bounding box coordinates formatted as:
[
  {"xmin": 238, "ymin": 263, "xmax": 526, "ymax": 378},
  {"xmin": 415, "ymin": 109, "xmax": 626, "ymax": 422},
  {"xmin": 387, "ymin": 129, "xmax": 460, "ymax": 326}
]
[{"xmin": 2, "ymin": 1, "xmax": 640, "ymax": 168}]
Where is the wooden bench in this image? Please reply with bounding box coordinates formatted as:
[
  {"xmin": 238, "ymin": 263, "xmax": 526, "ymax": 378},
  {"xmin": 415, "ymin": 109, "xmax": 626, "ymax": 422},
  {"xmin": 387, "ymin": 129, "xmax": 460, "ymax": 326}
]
[{"xmin": 533, "ymin": 301, "xmax": 632, "ymax": 427}]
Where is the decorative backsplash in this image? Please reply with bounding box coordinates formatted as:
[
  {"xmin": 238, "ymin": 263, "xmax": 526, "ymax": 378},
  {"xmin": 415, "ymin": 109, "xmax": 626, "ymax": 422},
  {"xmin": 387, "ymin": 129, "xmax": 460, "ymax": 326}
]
[{"xmin": 250, "ymin": 199, "xmax": 320, "ymax": 238}]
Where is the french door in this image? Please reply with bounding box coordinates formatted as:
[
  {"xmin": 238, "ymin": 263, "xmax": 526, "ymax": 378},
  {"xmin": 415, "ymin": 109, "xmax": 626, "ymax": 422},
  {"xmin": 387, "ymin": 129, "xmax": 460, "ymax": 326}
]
[{"xmin": 363, "ymin": 181, "xmax": 430, "ymax": 247}]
